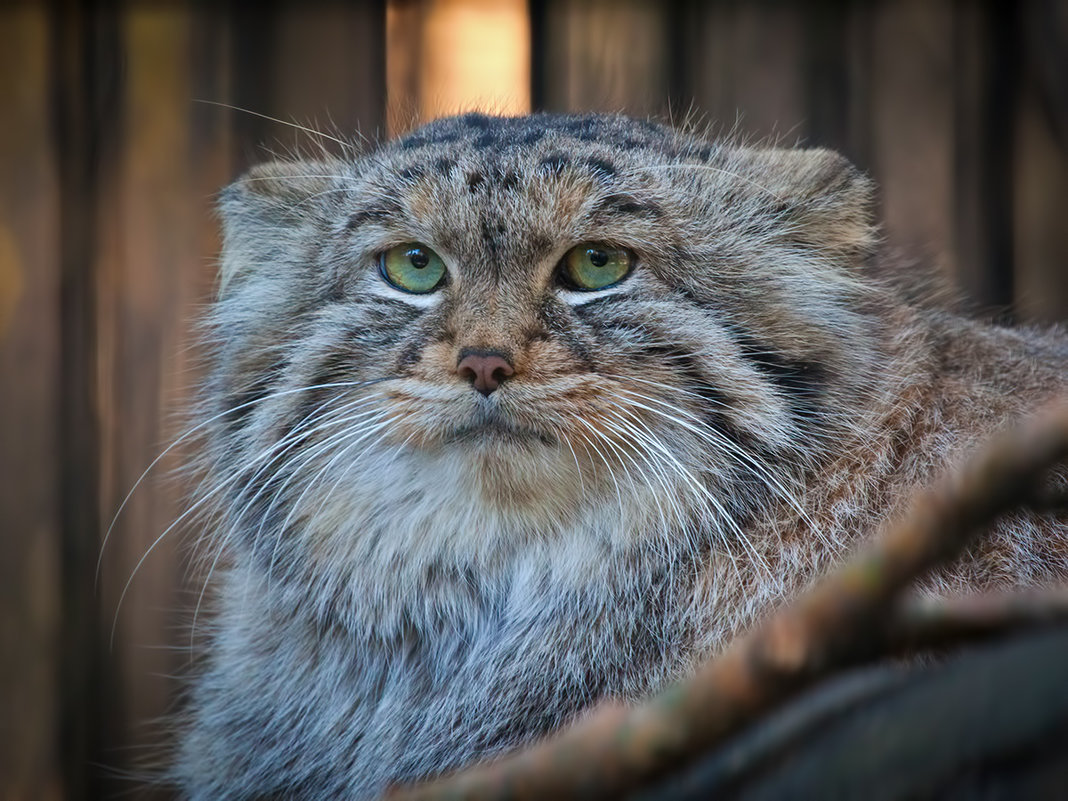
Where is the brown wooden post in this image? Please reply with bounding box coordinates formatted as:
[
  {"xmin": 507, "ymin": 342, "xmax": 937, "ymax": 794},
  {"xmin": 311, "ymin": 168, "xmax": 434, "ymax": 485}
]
[{"xmin": 0, "ymin": 5, "xmax": 64, "ymax": 798}]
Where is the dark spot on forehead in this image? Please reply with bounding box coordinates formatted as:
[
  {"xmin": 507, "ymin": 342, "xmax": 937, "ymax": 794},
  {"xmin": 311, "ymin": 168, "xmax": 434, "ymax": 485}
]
[
  {"xmin": 474, "ymin": 129, "xmax": 499, "ymax": 150},
  {"xmin": 481, "ymin": 219, "xmax": 502, "ymax": 260},
  {"xmin": 529, "ymin": 232, "xmax": 553, "ymax": 253},
  {"xmin": 520, "ymin": 129, "xmax": 545, "ymax": 145},
  {"xmin": 489, "ymin": 167, "xmax": 521, "ymax": 191},
  {"xmin": 539, "ymin": 153, "xmax": 571, "ymax": 174},
  {"xmin": 466, "ymin": 171, "xmax": 484, "ymax": 191},
  {"xmin": 393, "ymin": 112, "xmax": 681, "ymax": 162},
  {"xmin": 434, "ymin": 157, "xmax": 455, "ymax": 174},
  {"xmin": 400, "ymin": 165, "xmax": 425, "ymax": 181},
  {"xmin": 460, "ymin": 112, "xmax": 492, "ymax": 129},
  {"xmin": 562, "ymin": 118, "xmax": 597, "ymax": 136},
  {"xmin": 583, "ymin": 157, "xmax": 617, "ymax": 180},
  {"xmin": 399, "ymin": 129, "xmax": 460, "ymax": 151},
  {"xmin": 591, "ymin": 193, "xmax": 663, "ymax": 219},
  {"xmin": 400, "ymin": 135, "xmax": 429, "ymax": 151},
  {"xmin": 347, "ymin": 203, "xmax": 400, "ymax": 230}
]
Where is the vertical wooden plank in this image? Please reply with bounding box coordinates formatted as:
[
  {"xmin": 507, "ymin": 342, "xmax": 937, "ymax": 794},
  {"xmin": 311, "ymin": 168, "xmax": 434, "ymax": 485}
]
[
  {"xmin": 387, "ymin": 0, "xmax": 527, "ymax": 134},
  {"xmin": 50, "ymin": 1, "xmax": 123, "ymax": 796},
  {"xmin": 1013, "ymin": 83, "xmax": 1068, "ymax": 322},
  {"xmin": 868, "ymin": 0, "xmax": 958, "ymax": 284},
  {"xmin": 677, "ymin": 0, "xmax": 742, "ymax": 136},
  {"xmin": 218, "ymin": 2, "xmax": 386, "ymax": 160},
  {"xmin": 803, "ymin": 0, "xmax": 873, "ymax": 163},
  {"xmin": 227, "ymin": 0, "xmax": 280, "ymax": 173},
  {"xmin": 0, "ymin": 6, "xmax": 63, "ymax": 799},
  {"xmin": 681, "ymin": 0, "xmax": 810, "ymax": 142},
  {"xmin": 953, "ymin": 0, "xmax": 1018, "ymax": 315},
  {"xmin": 540, "ymin": 0, "xmax": 668, "ymax": 115},
  {"xmin": 420, "ymin": 0, "xmax": 529, "ymax": 120},
  {"xmin": 190, "ymin": 4, "xmax": 234, "ymax": 311},
  {"xmin": 94, "ymin": 4, "xmax": 194, "ymax": 795},
  {"xmin": 387, "ymin": 0, "xmax": 424, "ymax": 134},
  {"xmin": 274, "ymin": 2, "xmax": 386, "ymax": 147},
  {"xmin": 1014, "ymin": 0, "xmax": 1068, "ymax": 323}
]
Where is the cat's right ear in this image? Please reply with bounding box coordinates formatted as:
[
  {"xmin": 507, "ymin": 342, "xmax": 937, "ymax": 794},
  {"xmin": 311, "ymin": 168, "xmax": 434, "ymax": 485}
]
[
  {"xmin": 217, "ymin": 159, "xmax": 341, "ymax": 295},
  {"xmin": 729, "ymin": 148, "xmax": 876, "ymax": 267}
]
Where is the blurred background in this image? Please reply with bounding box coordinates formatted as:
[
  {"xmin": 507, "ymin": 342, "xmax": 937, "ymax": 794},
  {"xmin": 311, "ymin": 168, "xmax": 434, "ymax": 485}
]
[{"xmin": 1, "ymin": 0, "xmax": 1066, "ymax": 798}]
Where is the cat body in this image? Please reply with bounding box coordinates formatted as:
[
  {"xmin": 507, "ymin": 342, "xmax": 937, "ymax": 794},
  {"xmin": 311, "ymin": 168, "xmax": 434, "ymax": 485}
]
[{"xmin": 176, "ymin": 113, "xmax": 1068, "ymax": 798}]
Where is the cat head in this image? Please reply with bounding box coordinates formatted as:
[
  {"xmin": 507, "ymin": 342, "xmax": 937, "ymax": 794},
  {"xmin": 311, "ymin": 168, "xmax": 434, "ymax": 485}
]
[{"xmin": 203, "ymin": 112, "xmax": 885, "ymax": 631}]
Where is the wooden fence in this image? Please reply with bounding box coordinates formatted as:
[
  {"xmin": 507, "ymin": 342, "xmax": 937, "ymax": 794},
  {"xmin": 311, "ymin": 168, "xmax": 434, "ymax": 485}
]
[{"xmin": 1, "ymin": 1, "xmax": 1066, "ymax": 798}]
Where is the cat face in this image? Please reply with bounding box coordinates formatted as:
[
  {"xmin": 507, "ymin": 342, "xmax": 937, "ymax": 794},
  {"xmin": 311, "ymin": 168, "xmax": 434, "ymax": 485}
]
[{"xmin": 204, "ymin": 113, "xmax": 882, "ymax": 630}]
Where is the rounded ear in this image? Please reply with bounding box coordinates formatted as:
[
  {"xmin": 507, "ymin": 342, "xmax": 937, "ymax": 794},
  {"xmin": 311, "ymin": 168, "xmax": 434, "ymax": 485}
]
[
  {"xmin": 216, "ymin": 159, "xmax": 343, "ymax": 295},
  {"xmin": 733, "ymin": 148, "xmax": 877, "ymax": 264},
  {"xmin": 226, "ymin": 159, "xmax": 341, "ymax": 203}
]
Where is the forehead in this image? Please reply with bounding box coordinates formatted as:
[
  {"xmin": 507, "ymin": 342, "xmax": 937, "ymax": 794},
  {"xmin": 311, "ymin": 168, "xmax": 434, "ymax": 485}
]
[
  {"xmin": 367, "ymin": 112, "xmax": 708, "ymax": 196},
  {"xmin": 391, "ymin": 112, "xmax": 680, "ymax": 157},
  {"xmin": 342, "ymin": 114, "xmax": 695, "ymax": 270}
]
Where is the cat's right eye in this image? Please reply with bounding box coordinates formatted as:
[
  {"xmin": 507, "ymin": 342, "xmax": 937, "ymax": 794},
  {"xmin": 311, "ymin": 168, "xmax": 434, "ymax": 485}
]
[
  {"xmin": 558, "ymin": 243, "xmax": 634, "ymax": 291},
  {"xmin": 379, "ymin": 243, "xmax": 447, "ymax": 294}
]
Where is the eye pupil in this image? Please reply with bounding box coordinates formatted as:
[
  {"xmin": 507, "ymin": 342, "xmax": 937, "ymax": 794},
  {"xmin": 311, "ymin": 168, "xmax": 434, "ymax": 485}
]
[
  {"xmin": 587, "ymin": 249, "xmax": 608, "ymax": 267},
  {"xmin": 408, "ymin": 248, "xmax": 429, "ymax": 269}
]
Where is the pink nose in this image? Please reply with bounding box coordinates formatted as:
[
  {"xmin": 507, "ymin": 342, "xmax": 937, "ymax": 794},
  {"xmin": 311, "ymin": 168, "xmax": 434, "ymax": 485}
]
[{"xmin": 457, "ymin": 350, "xmax": 515, "ymax": 396}]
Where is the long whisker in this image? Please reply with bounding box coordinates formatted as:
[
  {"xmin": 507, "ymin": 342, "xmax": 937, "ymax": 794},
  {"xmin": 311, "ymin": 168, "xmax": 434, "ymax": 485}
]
[
  {"xmin": 113, "ymin": 382, "xmax": 391, "ymax": 646},
  {"xmin": 226, "ymin": 397, "xmax": 387, "ymax": 535},
  {"xmin": 571, "ymin": 423, "xmax": 626, "ymax": 526},
  {"xmin": 603, "ymin": 399, "xmax": 770, "ymax": 574},
  {"xmin": 608, "ymin": 384, "xmax": 836, "ymax": 556},
  {"xmin": 241, "ymin": 405, "xmax": 393, "ymax": 566},
  {"xmin": 604, "ymin": 383, "xmax": 809, "ymax": 512},
  {"xmin": 194, "ymin": 99, "xmax": 354, "ymax": 151},
  {"xmin": 265, "ymin": 410, "xmax": 396, "ymax": 585},
  {"xmin": 99, "ymin": 378, "xmax": 387, "ymax": 582},
  {"xmin": 188, "ymin": 392, "xmax": 380, "ymax": 645},
  {"xmin": 596, "ymin": 410, "xmax": 686, "ymax": 544}
]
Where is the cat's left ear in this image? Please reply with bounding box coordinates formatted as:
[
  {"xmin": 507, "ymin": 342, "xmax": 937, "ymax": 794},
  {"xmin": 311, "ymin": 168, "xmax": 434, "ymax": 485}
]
[
  {"xmin": 217, "ymin": 159, "xmax": 342, "ymax": 294},
  {"xmin": 734, "ymin": 148, "xmax": 876, "ymax": 264},
  {"xmin": 224, "ymin": 159, "xmax": 339, "ymax": 207}
]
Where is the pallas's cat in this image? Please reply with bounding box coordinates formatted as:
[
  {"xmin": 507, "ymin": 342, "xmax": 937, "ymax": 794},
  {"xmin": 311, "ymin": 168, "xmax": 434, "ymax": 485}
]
[{"xmin": 177, "ymin": 113, "xmax": 1068, "ymax": 798}]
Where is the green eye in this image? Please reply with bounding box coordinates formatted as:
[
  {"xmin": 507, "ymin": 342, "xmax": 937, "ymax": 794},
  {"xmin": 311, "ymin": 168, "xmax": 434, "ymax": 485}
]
[
  {"xmin": 379, "ymin": 243, "xmax": 447, "ymax": 293},
  {"xmin": 560, "ymin": 244, "xmax": 634, "ymax": 291}
]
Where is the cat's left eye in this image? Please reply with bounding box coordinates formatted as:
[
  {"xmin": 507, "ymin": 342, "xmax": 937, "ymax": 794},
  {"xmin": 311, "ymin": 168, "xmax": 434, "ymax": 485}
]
[
  {"xmin": 559, "ymin": 243, "xmax": 634, "ymax": 291},
  {"xmin": 379, "ymin": 243, "xmax": 447, "ymax": 294}
]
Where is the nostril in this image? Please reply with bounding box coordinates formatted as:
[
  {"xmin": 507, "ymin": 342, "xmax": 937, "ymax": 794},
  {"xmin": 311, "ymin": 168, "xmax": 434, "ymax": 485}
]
[
  {"xmin": 490, "ymin": 363, "xmax": 513, "ymax": 384},
  {"xmin": 456, "ymin": 350, "xmax": 514, "ymax": 396}
]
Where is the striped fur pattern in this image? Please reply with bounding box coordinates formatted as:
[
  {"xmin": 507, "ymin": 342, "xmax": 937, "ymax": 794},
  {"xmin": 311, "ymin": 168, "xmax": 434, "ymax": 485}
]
[{"xmin": 176, "ymin": 113, "xmax": 1068, "ymax": 798}]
